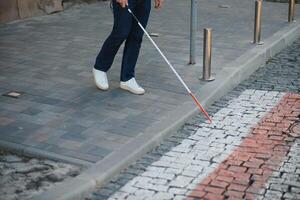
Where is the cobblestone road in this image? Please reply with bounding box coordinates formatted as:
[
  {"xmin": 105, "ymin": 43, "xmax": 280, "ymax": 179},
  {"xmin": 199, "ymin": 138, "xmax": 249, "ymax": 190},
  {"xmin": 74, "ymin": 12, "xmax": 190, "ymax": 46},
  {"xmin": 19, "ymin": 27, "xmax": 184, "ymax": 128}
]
[{"xmin": 87, "ymin": 39, "xmax": 300, "ymax": 199}]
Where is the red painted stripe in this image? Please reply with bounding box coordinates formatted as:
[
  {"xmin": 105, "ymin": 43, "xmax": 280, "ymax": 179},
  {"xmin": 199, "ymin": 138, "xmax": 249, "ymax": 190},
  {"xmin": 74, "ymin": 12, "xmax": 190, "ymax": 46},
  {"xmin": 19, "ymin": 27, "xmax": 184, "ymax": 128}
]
[{"xmin": 187, "ymin": 93, "xmax": 300, "ymax": 200}]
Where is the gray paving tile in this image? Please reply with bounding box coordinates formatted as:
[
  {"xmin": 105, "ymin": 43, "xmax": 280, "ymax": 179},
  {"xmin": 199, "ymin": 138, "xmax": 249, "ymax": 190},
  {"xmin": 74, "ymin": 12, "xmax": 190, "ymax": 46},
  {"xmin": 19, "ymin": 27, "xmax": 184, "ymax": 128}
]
[
  {"xmin": 60, "ymin": 132, "xmax": 87, "ymax": 142},
  {"xmin": 83, "ymin": 144, "xmax": 112, "ymax": 158}
]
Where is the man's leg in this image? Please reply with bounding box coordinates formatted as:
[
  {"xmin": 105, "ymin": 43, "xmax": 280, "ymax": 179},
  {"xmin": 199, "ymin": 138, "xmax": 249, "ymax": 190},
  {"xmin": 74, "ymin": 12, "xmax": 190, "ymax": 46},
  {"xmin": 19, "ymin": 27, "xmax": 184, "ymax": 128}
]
[
  {"xmin": 94, "ymin": 0, "xmax": 133, "ymax": 72},
  {"xmin": 120, "ymin": 0, "xmax": 151, "ymax": 81}
]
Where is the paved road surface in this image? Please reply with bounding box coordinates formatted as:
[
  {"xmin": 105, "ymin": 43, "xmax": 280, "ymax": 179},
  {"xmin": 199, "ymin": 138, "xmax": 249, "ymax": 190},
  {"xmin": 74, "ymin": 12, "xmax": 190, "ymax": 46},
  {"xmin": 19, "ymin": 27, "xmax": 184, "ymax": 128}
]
[{"xmin": 88, "ymin": 39, "xmax": 300, "ymax": 200}]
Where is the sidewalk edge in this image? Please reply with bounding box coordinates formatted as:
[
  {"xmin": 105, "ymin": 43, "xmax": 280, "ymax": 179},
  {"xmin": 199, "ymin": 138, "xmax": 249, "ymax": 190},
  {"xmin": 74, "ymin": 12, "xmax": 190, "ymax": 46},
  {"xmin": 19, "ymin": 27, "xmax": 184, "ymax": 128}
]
[{"xmin": 0, "ymin": 140, "xmax": 93, "ymax": 168}]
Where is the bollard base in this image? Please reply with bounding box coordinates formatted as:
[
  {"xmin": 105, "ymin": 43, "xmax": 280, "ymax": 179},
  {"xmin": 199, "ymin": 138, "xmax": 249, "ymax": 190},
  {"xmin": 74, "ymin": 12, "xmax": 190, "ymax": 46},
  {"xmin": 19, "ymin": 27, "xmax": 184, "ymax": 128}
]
[
  {"xmin": 201, "ymin": 76, "xmax": 215, "ymax": 82},
  {"xmin": 252, "ymin": 41, "xmax": 264, "ymax": 45}
]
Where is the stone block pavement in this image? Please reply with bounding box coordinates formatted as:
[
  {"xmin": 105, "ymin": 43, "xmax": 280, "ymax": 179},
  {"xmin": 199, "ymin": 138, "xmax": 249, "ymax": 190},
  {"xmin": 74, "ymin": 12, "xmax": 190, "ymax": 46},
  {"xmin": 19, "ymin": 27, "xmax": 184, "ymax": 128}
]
[
  {"xmin": 88, "ymin": 38, "xmax": 300, "ymax": 200},
  {"xmin": 0, "ymin": 0, "xmax": 300, "ymax": 198}
]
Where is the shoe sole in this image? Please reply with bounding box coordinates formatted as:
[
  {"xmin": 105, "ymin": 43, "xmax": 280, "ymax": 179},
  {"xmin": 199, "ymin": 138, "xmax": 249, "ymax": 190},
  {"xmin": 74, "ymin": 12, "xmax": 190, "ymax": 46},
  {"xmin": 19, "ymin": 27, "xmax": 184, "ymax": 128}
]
[
  {"xmin": 120, "ymin": 85, "xmax": 145, "ymax": 95},
  {"xmin": 94, "ymin": 79, "xmax": 109, "ymax": 91}
]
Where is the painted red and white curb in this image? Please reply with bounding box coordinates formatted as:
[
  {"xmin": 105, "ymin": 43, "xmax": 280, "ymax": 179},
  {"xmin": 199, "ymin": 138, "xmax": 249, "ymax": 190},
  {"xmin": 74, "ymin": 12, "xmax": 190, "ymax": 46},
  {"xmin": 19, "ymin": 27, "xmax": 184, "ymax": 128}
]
[{"xmin": 108, "ymin": 90, "xmax": 300, "ymax": 200}]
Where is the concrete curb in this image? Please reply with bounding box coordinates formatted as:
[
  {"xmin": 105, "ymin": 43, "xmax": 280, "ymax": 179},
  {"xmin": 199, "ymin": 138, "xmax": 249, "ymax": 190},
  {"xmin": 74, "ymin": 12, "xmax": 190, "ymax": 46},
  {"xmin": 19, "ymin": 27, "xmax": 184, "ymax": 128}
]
[
  {"xmin": 0, "ymin": 140, "xmax": 93, "ymax": 168},
  {"xmin": 33, "ymin": 22, "xmax": 300, "ymax": 200}
]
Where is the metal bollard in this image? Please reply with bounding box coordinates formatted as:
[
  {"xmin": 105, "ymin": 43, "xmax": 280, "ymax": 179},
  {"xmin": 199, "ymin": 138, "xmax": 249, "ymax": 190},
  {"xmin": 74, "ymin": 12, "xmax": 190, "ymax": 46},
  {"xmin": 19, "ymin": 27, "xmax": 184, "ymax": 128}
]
[
  {"xmin": 288, "ymin": 0, "xmax": 296, "ymax": 22},
  {"xmin": 189, "ymin": 0, "xmax": 198, "ymax": 64},
  {"xmin": 202, "ymin": 28, "xmax": 215, "ymax": 81},
  {"xmin": 253, "ymin": 0, "xmax": 264, "ymax": 45}
]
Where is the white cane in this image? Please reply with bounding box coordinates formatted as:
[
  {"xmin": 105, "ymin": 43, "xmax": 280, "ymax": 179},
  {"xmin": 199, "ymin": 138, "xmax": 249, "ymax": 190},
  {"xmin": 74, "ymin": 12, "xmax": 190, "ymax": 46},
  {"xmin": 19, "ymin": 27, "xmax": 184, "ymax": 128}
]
[{"xmin": 127, "ymin": 8, "xmax": 212, "ymax": 123}]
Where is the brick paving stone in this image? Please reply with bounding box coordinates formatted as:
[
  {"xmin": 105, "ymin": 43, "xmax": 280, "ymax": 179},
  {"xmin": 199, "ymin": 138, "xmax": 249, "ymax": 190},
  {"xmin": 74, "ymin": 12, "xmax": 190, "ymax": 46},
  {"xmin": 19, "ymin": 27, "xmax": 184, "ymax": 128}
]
[
  {"xmin": 169, "ymin": 176, "xmax": 194, "ymax": 188},
  {"xmin": 152, "ymin": 192, "xmax": 174, "ymax": 200},
  {"xmin": 168, "ymin": 188, "xmax": 187, "ymax": 195}
]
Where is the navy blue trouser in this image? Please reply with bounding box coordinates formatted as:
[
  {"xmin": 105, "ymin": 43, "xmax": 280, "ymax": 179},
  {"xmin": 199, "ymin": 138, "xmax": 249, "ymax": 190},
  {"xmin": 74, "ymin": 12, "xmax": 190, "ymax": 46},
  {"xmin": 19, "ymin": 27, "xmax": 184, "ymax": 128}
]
[{"xmin": 94, "ymin": 0, "xmax": 151, "ymax": 82}]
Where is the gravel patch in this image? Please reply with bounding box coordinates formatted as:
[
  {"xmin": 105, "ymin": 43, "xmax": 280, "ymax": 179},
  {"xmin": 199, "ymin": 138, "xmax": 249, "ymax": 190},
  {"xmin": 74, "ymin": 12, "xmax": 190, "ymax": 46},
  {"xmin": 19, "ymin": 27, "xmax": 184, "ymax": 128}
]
[{"xmin": 0, "ymin": 149, "xmax": 81, "ymax": 200}]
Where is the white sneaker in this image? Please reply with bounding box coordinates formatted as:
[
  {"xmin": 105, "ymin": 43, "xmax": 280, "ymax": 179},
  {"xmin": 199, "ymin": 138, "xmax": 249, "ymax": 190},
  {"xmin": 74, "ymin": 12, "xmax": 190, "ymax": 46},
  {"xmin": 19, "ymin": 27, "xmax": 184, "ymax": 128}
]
[
  {"xmin": 120, "ymin": 78, "xmax": 145, "ymax": 95},
  {"xmin": 93, "ymin": 68, "xmax": 109, "ymax": 90}
]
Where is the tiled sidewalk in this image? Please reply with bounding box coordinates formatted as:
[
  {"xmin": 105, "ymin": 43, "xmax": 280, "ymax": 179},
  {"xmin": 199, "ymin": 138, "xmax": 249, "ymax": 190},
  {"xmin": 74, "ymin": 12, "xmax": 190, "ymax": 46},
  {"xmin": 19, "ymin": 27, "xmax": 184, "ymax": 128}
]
[{"xmin": 0, "ymin": 0, "xmax": 299, "ymax": 166}]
